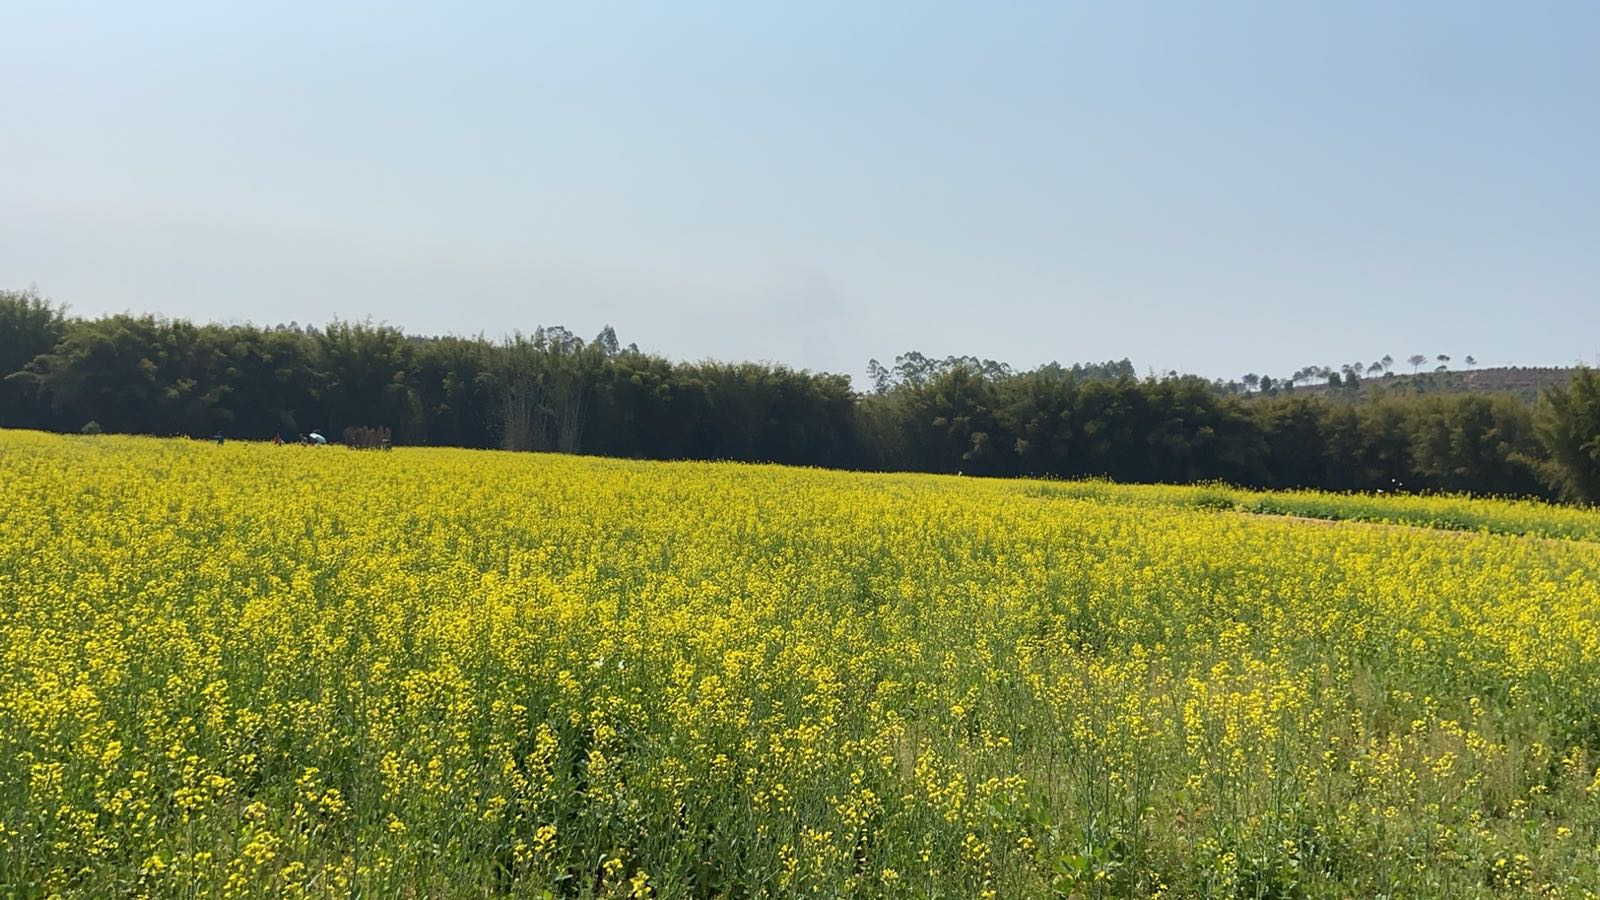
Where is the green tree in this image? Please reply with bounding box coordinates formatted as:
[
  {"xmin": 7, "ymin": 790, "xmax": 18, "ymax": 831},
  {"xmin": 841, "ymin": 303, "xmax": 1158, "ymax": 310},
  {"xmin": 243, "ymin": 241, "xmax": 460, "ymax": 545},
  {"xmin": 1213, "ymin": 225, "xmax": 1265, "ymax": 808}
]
[
  {"xmin": 1409, "ymin": 395, "xmax": 1541, "ymax": 495},
  {"xmin": 1535, "ymin": 368, "xmax": 1600, "ymax": 502},
  {"xmin": 0, "ymin": 287, "xmax": 67, "ymax": 428},
  {"xmin": 25, "ymin": 315, "xmax": 230, "ymax": 435},
  {"xmin": 315, "ymin": 320, "xmax": 423, "ymax": 440}
]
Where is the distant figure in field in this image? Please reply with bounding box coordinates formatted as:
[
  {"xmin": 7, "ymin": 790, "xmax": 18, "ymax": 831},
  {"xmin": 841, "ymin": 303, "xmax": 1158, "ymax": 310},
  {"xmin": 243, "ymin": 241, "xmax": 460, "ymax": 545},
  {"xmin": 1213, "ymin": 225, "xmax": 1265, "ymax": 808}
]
[
  {"xmin": 213, "ymin": 432, "xmax": 224, "ymax": 445},
  {"xmin": 272, "ymin": 433, "xmax": 283, "ymax": 446}
]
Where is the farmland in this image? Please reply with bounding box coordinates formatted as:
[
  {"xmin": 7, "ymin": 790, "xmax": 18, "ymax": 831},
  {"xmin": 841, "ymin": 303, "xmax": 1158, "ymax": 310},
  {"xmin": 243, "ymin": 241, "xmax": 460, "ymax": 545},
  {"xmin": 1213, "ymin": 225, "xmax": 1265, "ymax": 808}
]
[{"xmin": 2, "ymin": 431, "xmax": 1599, "ymax": 897}]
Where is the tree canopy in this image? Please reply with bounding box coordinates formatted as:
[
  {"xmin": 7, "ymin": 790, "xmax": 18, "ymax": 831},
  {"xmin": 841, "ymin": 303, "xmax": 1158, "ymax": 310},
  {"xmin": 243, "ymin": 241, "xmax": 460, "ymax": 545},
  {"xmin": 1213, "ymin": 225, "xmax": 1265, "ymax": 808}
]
[{"xmin": 2, "ymin": 289, "xmax": 1594, "ymax": 503}]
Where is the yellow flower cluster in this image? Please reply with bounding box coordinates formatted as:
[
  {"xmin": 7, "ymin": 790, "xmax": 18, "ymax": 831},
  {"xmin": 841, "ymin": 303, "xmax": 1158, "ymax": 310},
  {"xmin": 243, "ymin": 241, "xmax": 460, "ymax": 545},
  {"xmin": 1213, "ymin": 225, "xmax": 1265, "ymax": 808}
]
[{"xmin": 1, "ymin": 431, "xmax": 1598, "ymax": 896}]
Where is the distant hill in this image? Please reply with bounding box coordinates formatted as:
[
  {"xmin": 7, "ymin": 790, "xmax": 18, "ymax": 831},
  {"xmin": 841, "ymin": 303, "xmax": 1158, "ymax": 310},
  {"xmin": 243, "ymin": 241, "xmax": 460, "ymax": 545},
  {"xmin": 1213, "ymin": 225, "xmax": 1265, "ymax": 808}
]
[{"xmin": 1292, "ymin": 366, "xmax": 1577, "ymax": 402}]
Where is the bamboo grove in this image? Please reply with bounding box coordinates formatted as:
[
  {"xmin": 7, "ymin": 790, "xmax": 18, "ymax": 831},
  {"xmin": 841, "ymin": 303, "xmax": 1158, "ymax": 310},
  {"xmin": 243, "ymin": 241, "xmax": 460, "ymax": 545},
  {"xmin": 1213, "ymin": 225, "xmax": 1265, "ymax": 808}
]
[{"xmin": 3, "ymin": 289, "xmax": 1598, "ymax": 502}]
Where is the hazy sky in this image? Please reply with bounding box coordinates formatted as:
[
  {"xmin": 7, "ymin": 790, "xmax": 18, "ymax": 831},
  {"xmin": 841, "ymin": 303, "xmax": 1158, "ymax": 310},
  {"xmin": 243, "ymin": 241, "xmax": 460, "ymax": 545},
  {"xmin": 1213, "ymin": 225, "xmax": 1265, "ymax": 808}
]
[{"xmin": 3, "ymin": 2, "xmax": 1596, "ymax": 384}]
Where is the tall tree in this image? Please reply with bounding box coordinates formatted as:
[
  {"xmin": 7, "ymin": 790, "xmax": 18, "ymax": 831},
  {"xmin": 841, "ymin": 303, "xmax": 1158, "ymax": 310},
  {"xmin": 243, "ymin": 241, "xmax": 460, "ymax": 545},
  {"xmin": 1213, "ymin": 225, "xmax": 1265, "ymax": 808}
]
[
  {"xmin": 316, "ymin": 321, "xmax": 422, "ymax": 440},
  {"xmin": 0, "ymin": 288, "xmax": 67, "ymax": 429},
  {"xmin": 1535, "ymin": 367, "xmax": 1600, "ymax": 502},
  {"xmin": 25, "ymin": 315, "xmax": 230, "ymax": 435}
]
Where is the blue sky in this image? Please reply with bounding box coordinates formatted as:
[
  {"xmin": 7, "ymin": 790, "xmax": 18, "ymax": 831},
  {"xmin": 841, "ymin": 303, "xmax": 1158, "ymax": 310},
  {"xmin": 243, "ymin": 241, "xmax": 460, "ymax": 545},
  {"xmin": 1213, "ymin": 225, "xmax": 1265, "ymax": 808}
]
[{"xmin": 2, "ymin": 1, "xmax": 1596, "ymax": 384}]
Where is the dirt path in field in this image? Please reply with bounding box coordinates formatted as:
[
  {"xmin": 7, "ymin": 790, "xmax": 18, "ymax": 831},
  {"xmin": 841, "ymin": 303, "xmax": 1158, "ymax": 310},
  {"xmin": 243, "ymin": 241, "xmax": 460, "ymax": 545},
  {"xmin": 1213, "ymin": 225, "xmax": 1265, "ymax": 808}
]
[
  {"xmin": 1240, "ymin": 511, "xmax": 1600, "ymax": 545},
  {"xmin": 1247, "ymin": 512, "xmax": 1415, "ymax": 530}
]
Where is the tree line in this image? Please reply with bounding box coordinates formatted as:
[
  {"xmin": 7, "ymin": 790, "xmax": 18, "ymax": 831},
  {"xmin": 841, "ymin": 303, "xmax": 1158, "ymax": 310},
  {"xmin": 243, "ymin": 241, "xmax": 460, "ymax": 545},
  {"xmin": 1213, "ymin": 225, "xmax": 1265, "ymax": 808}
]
[{"xmin": 3, "ymin": 288, "xmax": 1597, "ymax": 503}]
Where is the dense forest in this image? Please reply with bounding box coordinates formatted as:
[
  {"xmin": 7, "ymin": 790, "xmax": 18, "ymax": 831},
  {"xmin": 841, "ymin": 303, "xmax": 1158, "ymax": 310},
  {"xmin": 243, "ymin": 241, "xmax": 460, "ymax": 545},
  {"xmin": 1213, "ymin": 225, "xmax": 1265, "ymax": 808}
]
[{"xmin": 3, "ymin": 288, "xmax": 1597, "ymax": 502}]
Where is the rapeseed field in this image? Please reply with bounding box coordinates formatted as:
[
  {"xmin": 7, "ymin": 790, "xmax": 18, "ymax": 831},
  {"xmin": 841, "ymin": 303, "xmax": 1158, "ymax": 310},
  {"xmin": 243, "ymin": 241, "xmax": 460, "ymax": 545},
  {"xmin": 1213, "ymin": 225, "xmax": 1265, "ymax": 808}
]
[{"xmin": 2, "ymin": 430, "xmax": 1598, "ymax": 898}]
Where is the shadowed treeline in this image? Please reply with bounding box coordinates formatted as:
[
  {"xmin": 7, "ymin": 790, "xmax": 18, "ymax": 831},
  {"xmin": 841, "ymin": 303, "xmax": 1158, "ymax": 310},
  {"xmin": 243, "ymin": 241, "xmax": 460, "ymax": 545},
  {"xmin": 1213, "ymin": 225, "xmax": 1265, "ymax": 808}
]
[{"xmin": 3, "ymin": 288, "xmax": 1597, "ymax": 502}]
